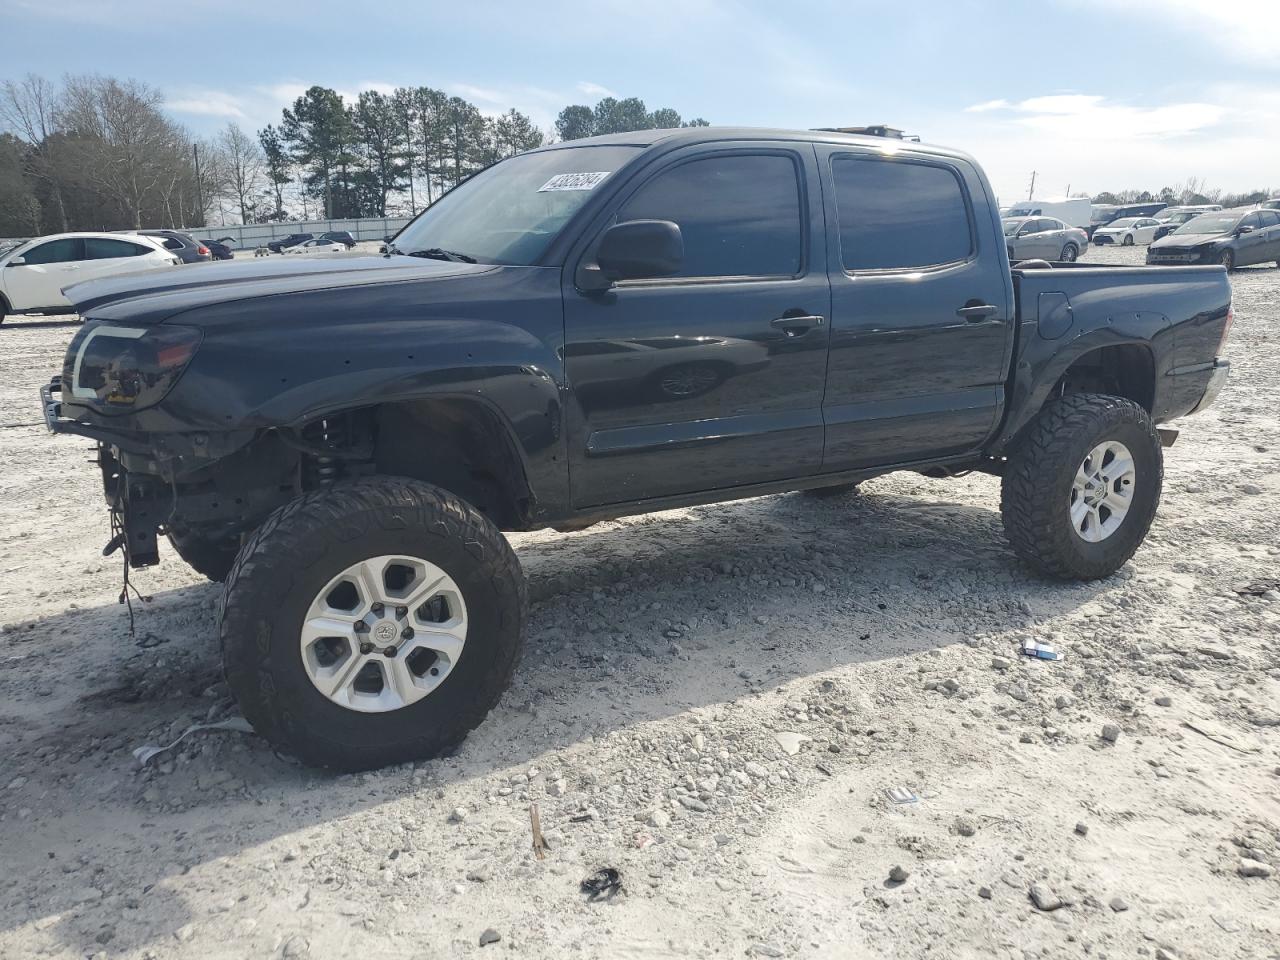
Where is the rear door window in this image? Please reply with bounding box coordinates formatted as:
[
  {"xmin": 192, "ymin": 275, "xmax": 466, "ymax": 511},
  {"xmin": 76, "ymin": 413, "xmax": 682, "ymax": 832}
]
[
  {"xmin": 85, "ymin": 238, "xmax": 151, "ymax": 260},
  {"xmin": 831, "ymin": 156, "xmax": 973, "ymax": 271},
  {"xmin": 616, "ymin": 153, "xmax": 804, "ymax": 279}
]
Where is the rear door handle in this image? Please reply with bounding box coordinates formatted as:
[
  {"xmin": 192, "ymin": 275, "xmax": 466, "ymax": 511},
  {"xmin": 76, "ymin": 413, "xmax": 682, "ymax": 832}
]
[
  {"xmin": 771, "ymin": 313, "xmax": 825, "ymax": 336},
  {"xmin": 956, "ymin": 304, "xmax": 999, "ymax": 322}
]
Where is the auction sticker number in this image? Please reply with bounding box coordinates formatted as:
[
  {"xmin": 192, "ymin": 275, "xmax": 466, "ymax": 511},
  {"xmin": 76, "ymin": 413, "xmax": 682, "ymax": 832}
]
[{"xmin": 538, "ymin": 172, "xmax": 611, "ymax": 192}]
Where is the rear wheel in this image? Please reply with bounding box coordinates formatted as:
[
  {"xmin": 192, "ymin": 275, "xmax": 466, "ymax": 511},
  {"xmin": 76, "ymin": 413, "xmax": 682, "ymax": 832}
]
[
  {"xmin": 1059, "ymin": 243, "xmax": 1078, "ymax": 262},
  {"xmin": 220, "ymin": 476, "xmax": 526, "ymax": 771},
  {"xmin": 1001, "ymin": 394, "xmax": 1162, "ymax": 580}
]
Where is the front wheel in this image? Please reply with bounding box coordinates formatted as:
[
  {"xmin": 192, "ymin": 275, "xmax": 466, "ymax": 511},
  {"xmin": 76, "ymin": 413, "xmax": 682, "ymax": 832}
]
[
  {"xmin": 1059, "ymin": 243, "xmax": 1078, "ymax": 262},
  {"xmin": 1122, "ymin": 234, "xmax": 1135, "ymax": 246},
  {"xmin": 1221, "ymin": 249, "xmax": 1235, "ymax": 271},
  {"xmin": 1001, "ymin": 394, "xmax": 1162, "ymax": 580},
  {"xmin": 220, "ymin": 476, "xmax": 526, "ymax": 771}
]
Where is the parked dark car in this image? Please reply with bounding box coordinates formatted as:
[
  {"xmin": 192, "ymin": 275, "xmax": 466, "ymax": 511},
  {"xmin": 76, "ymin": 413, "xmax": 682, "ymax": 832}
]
[
  {"xmin": 266, "ymin": 233, "xmax": 314, "ymax": 253},
  {"xmin": 200, "ymin": 239, "xmax": 234, "ymax": 261},
  {"xmin": 321, "ymin": 231, "xmax": 357, "ymax": 249},
  {"xmin": 1147, "ymin": 207, "xmax": 1280, "ymax": 271},
  {"xmin": 43, "ymin": 126, "xmax": 1232, "ymax": 772},
  {"xmin": 131, "ymin": 229, "xmax": 211, "ymax": 263}
]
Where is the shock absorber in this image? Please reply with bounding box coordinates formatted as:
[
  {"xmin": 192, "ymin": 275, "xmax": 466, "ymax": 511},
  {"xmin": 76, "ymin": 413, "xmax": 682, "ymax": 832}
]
[
  {"xmin": 313, "ymin": 415, "xmax": 346, "ymax": 486},
  {"xmin": 315, "ymin": 455, "xmax": 339, "ymax": 485}
]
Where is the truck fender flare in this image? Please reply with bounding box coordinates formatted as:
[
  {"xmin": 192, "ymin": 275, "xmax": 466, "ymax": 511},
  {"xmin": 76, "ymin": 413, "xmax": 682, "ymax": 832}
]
[{"xmin": 995, "ymin": 331, "xmax": 1156, "ymax": 453}]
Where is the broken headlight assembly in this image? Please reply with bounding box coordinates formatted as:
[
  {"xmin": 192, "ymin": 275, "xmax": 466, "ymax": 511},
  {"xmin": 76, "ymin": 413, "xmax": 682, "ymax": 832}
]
[{"xmin": 65, "ymin": 322, "xmax": 202, "ymax": 413}]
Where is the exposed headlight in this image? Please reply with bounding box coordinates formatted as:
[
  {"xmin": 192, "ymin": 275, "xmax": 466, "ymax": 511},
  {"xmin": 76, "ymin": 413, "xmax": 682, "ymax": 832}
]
[{"xmin": 64, "ymin": 323, "xmax": 201, "ymax": 413}]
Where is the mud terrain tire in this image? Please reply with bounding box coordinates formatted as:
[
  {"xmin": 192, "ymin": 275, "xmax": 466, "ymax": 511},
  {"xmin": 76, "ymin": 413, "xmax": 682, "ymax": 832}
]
[
  {"xmin": 220, "ymin": 476, "xmax": 526, "ymax": 771},
  {"xmin": 1001, "ymin": 394, "xmax": 1162, "ymax": 580}
]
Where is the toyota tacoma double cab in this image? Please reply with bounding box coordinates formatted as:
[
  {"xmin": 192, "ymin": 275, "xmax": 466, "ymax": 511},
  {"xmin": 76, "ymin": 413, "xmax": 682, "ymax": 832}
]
[{"xmin": 42, "ymin": 127, "xmax": 1232, "ymax": 771}]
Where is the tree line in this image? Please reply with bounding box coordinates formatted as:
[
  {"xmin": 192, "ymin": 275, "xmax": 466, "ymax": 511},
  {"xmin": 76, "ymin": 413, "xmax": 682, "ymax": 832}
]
[
  {"xmin": 1091, "ymin": 178, "xmax": 1274, "ymax": 209},
  {"xmin": 0, "ymin": 73, "xmax": 711, "ymax": 237}
]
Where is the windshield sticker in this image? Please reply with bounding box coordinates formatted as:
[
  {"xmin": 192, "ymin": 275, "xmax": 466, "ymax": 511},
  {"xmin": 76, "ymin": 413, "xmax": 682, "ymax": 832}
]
[{"xmin": 538, "ymin": 172, "xmax": 611, "ymax": 192}]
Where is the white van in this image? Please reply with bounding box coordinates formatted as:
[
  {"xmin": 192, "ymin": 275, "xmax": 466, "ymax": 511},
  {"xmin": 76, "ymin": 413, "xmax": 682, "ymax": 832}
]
[{"xmin": 1004, "ymin": 197, "xmax": 1092, "ymax": 228}]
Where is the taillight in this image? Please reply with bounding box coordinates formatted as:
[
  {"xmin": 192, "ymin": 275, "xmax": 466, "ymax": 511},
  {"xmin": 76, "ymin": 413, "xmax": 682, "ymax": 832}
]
[
  {"xmin": 197, "ymin": 245, "xmax": 209, "ymax": 255},
  {"xmin": 1218, "ymin": 305, "xmax": 1234, "ymax": 354}
]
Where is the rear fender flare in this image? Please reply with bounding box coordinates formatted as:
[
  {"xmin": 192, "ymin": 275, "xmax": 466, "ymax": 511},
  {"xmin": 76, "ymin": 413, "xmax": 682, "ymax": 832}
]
[{"xmin": 996, "ymin": 328, "xmax": 1159, "ymax": 453}]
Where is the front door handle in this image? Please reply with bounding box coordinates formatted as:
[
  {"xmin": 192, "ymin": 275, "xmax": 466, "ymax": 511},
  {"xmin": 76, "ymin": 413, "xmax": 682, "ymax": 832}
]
[
  {"xmin": 956, "ymin": 304, "xmax": 999, "ymax": 322},
  {"xmin": 771, "ymin": 313, "xmax": 825, "ymax": 336}
]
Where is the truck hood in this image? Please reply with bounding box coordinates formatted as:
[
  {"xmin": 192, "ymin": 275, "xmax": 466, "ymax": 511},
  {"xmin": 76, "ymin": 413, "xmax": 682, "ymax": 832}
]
[{"xmin": 63, "ymin": 254, "xmax": 495, "ymax": 324}]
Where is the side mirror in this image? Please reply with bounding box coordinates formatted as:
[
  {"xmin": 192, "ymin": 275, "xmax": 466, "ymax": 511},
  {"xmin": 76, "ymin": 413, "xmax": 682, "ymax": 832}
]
[
  {"xmin": 6, "ymin": 256, "xmax": 26, "ymax": 267},
  {"xmin": 1236, "ymin": 225, "xmax": 1254, "ymax": 235},
  {"xmin": 593, "ymin": 220, "xmax": 683, "ymax": 285}
]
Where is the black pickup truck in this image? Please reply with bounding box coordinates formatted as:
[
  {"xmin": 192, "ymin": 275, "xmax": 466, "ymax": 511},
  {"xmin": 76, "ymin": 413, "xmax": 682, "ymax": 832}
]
[{"xmin": 42, "ymin": 127, "xmax": 1232, "ymax": 770}]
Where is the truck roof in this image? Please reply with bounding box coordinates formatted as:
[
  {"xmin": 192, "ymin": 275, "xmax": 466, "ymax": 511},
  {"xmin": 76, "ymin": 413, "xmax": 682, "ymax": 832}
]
[{"xmin": 534, "ymin": 125, "xmax": 975, "ymax": 164}]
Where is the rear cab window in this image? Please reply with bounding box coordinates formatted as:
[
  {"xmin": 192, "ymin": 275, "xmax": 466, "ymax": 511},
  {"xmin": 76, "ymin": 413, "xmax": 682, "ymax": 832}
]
[{"xmin": 829, "ymin": 155, "xmax": 974, "ymax": 271}]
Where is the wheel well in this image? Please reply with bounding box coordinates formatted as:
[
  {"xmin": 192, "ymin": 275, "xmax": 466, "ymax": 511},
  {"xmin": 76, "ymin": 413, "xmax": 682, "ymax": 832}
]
[
  {"xmin": 1051, "ymin": 345, "xmax": 1155, "ymax": 412},
  {"xmin": 307, "ymin": 399, "xmax": 532, "ymax": 529}
]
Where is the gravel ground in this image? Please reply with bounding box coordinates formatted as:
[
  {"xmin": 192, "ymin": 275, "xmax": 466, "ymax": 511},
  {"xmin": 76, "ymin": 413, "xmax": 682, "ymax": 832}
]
[{"xmin": 1, "ymin": 246, "xmax": 1278, "ymax": 959}]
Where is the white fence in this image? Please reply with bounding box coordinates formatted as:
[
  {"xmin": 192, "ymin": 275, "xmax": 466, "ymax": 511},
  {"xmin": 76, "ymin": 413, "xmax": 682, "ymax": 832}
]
[{"xmin": 0, "ymin": 215, "xmax": 416, "ymax": 253}]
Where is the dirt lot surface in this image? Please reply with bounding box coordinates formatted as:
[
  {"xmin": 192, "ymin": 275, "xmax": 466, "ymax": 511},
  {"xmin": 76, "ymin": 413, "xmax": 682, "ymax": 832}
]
[{"xmin": 2, "ymin": 247, "xmax": 1278, "ymax": 960}]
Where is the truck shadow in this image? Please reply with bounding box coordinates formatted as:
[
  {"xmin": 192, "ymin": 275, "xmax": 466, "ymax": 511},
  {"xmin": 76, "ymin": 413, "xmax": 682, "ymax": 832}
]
[{"xmin": 0, "ymin": 481, "xmax": 1114, "ymax": 955}]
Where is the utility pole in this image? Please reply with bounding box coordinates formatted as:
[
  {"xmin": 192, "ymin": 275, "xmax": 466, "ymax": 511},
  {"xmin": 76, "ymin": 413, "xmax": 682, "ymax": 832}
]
[
  {"xmin": 298, "ymin": 174, "xmax": 308, "ymax": 221},
  {"xmin": 193, "ymin": 144, "xmax": 204, "ymax": 227},
  {"xmin": 1027, "ymin": 170, "xmax": 1036, "ymax": 201}
]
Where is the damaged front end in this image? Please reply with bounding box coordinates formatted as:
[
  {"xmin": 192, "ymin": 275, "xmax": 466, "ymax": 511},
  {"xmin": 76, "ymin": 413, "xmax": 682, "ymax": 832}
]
[{"xmin": 42, "ymin": 320, "xmax": 373, "ymax": 570}]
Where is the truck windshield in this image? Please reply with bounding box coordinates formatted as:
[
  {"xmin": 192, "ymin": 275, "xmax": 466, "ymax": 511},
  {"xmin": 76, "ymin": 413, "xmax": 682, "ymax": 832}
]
[{"xmin": 390, "ymin": 145, "xmax": 643, "ymax": 265}]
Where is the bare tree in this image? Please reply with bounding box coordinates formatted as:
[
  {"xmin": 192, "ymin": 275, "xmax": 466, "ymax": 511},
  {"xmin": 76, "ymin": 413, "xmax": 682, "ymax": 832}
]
[
  {"xmin": 59, "ymin": 75, "xmax": 188, "ymax": 229},
  {"xmin": 0, "ymin": 74, "xmax": 69, "ymax": 230},
  {"xmin": 216, "ymin": 123, "xmax": 264, "ymax": 223}
]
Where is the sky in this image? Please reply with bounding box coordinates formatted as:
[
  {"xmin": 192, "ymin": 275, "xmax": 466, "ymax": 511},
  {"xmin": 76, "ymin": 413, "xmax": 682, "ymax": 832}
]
[{"xmin": 3, "ymin": 0, "xmax": 1278, "ymax": 202}]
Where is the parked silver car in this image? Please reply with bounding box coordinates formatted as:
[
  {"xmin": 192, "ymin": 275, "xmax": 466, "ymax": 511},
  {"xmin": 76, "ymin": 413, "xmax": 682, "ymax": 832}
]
[{"xmin": 1003, "ymin": 216, "xmax": 1089, "ymax": 262}]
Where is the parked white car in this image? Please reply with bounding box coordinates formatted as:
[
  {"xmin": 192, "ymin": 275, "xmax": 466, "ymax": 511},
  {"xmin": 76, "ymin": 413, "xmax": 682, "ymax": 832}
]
[
  {"xmin": 0, "ymin": 232, "xmax": 179, "ymax": 323},
  {"xmin": 1091, "ymin": 217, "xmax": 1162, "ymax": 246},
  {"xmin": 285, "ymin": 238, "xmax": 347, "ymax": 256}
]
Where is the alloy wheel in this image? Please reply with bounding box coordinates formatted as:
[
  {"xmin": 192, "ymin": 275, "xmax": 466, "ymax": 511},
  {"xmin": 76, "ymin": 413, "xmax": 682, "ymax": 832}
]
[
  {"xmin": 300, "ymin": 554, "xmax": 468, "ymax": 712},
  {"xmin": 1069, "ymin": 441, "xmax": 1136, "ymax": 543}
]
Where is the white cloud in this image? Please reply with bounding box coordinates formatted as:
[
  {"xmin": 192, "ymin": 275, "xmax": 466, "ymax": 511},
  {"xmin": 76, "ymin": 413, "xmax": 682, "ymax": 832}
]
[
  {"xmin": 575, "ymin": 81, "xmax": 616, "ymax": 99},
  {"xmin": 963, "ymin": 93, "xmax": 1227, "ymax": 140},
  {"xmin": 1077, "ymin": 0, "xmax": 1280, "ymax": 64},
  {"xmin": 936, "ymin": 88, "xmax": 1278, "ymax": 202},
  {"xmin": 168, "ymin": 92, "xmax": 246, "ymax": 120},
  {"xmin": 965, "ymin": 99, "xmax": 1011, "ymax": 113}
]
